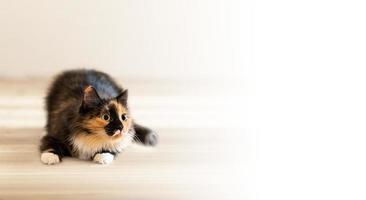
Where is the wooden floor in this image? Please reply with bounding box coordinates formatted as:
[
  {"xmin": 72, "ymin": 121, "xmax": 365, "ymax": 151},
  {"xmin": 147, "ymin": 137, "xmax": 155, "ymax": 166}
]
[{"xmin": 0, "ymin": 78, "xmax": 255, "ymax": 200}]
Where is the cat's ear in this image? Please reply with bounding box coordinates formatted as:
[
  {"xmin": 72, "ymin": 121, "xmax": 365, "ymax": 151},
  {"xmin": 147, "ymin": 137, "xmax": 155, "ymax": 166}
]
[
  {"xmin": 82, "ymin": 86, "xmax": 101, "ymax": 108},
  {"xmin": 116, "ymin": 89, "xmax": 128, "ymax": 105}
]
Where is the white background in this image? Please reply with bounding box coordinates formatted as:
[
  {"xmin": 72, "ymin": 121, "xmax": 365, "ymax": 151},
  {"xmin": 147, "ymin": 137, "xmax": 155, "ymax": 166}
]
[
  {"xmin": 255, "ymin": 0, "xmax": 366, "ymax": 199},
  {"xmin": 0, "ymin": 0, "xmax": 248, "ymax": 80}
]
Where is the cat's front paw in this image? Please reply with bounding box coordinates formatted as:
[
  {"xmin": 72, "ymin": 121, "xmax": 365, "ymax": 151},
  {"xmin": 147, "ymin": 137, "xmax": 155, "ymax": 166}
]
[
  {"xmin": 93, "ymin": 153, "xmax": 114, "ymax": 164},
  {"xmin": 145, "ymin": 131, "xmax": 159, "ymax": 146},
  {"xmin": 41, "ymin": 152, "xmax": 60, "ymax": 165}
]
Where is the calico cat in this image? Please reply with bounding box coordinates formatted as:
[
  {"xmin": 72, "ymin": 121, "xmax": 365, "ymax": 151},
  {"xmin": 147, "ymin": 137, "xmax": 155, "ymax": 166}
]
[{"xmin": 40, "ymin": 69, "xmax": 158, "ymax": 165}]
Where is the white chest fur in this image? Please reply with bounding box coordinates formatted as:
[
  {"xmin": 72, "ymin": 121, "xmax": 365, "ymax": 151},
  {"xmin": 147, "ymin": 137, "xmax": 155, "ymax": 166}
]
[{"xmin": 71, "ymin": 132, "xmax": 134, "ymax": 160}]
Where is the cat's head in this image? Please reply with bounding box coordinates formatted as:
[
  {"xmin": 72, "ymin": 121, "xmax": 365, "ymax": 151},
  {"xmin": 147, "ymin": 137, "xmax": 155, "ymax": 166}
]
[{"xmin": 77, "ymin": 86, "xmax": 132, "ymax": 141}]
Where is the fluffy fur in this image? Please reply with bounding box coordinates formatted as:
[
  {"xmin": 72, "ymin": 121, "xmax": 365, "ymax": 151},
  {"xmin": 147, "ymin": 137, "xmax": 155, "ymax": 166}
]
[{"xmin": 40, "ymin": 69, "xmax": 158, "ymax": 165}]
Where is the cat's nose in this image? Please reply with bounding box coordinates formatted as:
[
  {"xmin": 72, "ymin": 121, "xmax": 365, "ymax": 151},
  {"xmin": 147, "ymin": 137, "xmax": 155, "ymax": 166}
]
[
  {"xmin": 117, "ymin": 124, "xmax": 123, "ymax": 131},
  {"xmin": 113, "ymin": 129, "xmax": 121, "ymax": 136}
]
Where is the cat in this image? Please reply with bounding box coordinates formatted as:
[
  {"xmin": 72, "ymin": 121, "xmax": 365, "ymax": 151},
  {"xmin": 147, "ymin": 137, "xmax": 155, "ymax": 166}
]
[{"xmin": 40, "ymin": 69, "xmax": 158, "ymax": 165}]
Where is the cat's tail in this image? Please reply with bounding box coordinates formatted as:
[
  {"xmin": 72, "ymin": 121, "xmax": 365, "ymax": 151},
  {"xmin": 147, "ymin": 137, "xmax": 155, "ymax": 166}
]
[{"xmin": 133, "ymin": 122, "xmax": 159, "ymax": 146}]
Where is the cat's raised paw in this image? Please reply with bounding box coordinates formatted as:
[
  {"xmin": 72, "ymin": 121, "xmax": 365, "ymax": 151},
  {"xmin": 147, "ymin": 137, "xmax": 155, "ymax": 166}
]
[
  {"xmin": 93, "ymin": 153, "xmax": 114, "ymax": 164},
  {"xmin": 145, "ymin": 131, "xmax": 159, "ymax": 146},
  {"xmin": 41, "ymin": 152, "xmax": 60, "ymax": 165}
]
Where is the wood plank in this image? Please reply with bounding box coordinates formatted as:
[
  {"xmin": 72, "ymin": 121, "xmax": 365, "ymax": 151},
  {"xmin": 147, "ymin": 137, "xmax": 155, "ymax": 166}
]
[{"xmin": 0, "ymin": 79, "xmax": 254, "ymax": 200}]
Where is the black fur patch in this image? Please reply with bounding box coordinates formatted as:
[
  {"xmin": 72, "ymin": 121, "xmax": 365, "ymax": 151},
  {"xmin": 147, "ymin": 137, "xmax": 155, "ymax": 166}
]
[
  {"xmin": 40, "ymin": 135, "xmax": 71, "ymax": 160},
  {"xmin": 104, "ymin": 104, "xmax": 123, "ymax": 136}
]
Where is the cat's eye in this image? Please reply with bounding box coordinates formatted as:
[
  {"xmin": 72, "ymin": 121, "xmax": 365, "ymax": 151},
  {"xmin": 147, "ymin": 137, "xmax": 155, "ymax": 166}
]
[
  {"xmin": 101, "ymin": 114, "xmax": 110, "ymax": 121},
  {"xmin": 121, "ymin": 114, "xmax": 128, "ymax": 121}
]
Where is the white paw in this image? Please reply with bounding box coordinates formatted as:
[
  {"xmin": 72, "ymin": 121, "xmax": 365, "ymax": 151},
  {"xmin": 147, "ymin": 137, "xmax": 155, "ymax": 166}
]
[
  {"xmin": 93, "ymin": 153, "xmax": 114, "ymax": 164},
  {"xmin": 41, "ymin": 152, "xmax": 60, "ymax": 165}
]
